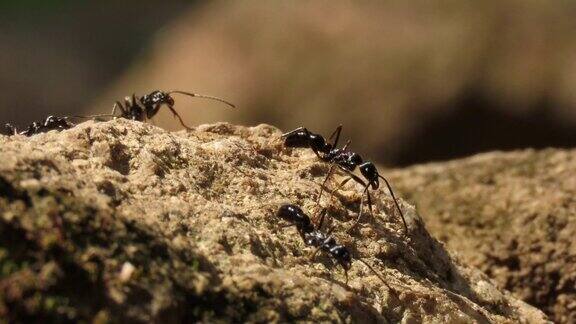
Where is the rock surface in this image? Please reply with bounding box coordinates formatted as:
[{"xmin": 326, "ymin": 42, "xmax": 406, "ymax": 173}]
[
  {"xmin": 389, "ymin": 150, "xmax": 576, "ymax": 323},
  {"xmin": 0, "ymin": 120, "xmax": 547, "ymax": 323}
]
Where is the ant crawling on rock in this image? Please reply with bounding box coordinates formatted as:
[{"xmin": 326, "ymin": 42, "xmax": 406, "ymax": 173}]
[
  {"xmin": 276, "ymin": 204, "xmax": 395, "ymax": 291},
  {"xmin": 87, "ymin": 90, "xmax": 235, "ymax": 130},
  {"xmin": 5, "ymin": 115, "xmax": 75, "ymax": 136},
  {"xmin": 281, "ymin": 126, "xmax": 408, "ymax": 233},
  {"xmin": 277, "ymin": 204, "xmax": 351, "ymax": 277}
]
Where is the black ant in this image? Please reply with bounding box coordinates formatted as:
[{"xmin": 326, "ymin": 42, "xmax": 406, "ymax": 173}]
[
  {"xmin": 277, "ymin": 204, "xmax": 351, "ymax": 280},
  {"xmin": 281, "ymin": 126, "xmax": 408, "ymax": 233},
  {"xmin": 5, "ymin": 115, "xmax": 75, "ymax": 136},
  {"xmin": 86, "ymin": 90, "xmax": 235, "ymax": 130},
  {"xmin": 276, "ymin": 204, "xmax": 396, "ymax": 292}
]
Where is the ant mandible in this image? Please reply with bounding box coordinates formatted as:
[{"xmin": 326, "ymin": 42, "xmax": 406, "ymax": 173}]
[
  {"xmin": 87, "ymin": 90, "xmax": 235, "ymax": 130},
  {"xmin": 5, "ymin": 116, "xmax": 75, "ymax": 136},
  {"xmin": 281, "ymin": 126, "xmax": 408, "ymax": 233}
]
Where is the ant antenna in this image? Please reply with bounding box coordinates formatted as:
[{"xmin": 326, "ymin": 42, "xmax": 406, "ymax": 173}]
[
  {"xmin": 168, "ymin": 90, "xmax": 236, "ymax": 109},
  {"xmin": 378, "ymin": 175, "xmax": 408, "ymax": 233}
]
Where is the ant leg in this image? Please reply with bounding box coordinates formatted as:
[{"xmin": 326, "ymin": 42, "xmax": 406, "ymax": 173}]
[
  {"xmin": 379, "ymin": 175, "xmax": 408, "ymax": 233},
  {"xmin": 314, "ymin": 208, "xmax": 328, "ymax": 230},
  {"xmin": 347, "ymin": 185, "xmax": 370, "ymax": 232},
  {"xmin": 341, "ymin": 139, "xmax": 352, "ymax": 151},
  {"xmin": 316, "ymin": 163, "xmax": 336, "ymax": 205},
  {"xmin": 344, "ymin": 268, "xmax": 349, "ymax": 285},
  {"xmin": 167, "ymin": 106, "xmax": 193, "ymax": 130},
  {"xmin": 356, "ymin": 259, "xmax": 395, "ymax": 293},
  {"xmin": 338, "ymin": 167, "xmax": 366, "ymax": 186},
  {"xmin": 309, "ymin": 147, "xmax": 326, "ymax": 160},
  {"xmin": 327, "ymin": 166, "xmax": 364, "ymax": 199},
  {"xmin": 134, "ymin": 94, "xmax": 143, "ymax": 106},
  {"xmin": 337, "ymin": 169, "xmax": 370, "ymax": 200},
  {"xmin": 130, "ymin": 94, "xmax": 142, "ymax": 121},
  {"xmin": 112, "ymin": 101, "xmax": 125, "ymax": 116},
  {"xmin": 327, "ymin": 125, "xmax": 343, "ymax": 148},
  {"xmin": 366, "ymin": 189, "xmax": 374, "ymax": 222},
  {"xmin": 123, "ymin": 96, "xmax": 138, "ymax": 120},
  {"xmin": 71, "ymin": 114, "xmax": 104, "ymax": 120},
  {"xmin": 329, "ymin": 176, "xmax": 353, "ymax": 198},
  {"xmin": 309, "ymin": 247, "xmax": 322, "ymax": 261},
  {"xmin": 325, "ymin": 224, "xmax": 336, "ymax": 237}
]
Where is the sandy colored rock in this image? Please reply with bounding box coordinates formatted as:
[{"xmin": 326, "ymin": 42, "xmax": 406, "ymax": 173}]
[
  {"xmin": 389, "ymin": 150, "xmax": 576, "ymax": 323},
  {"xmin": 0, "ymin": 120, "xmax": 547, "ymax": 322}
]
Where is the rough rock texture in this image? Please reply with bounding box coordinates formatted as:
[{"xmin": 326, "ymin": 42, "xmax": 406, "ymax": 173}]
[
  {"xmin": 389, "ymin": 150, "xmax": 576, "ymax": 323},
  {"xmin": 0, "ymin": 120, "xmax": 547, "ymax": 323}
]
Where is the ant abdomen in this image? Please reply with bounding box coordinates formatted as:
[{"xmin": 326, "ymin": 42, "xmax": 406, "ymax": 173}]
[
  {"xmin": 283, "ymin": 132, "xmax": 312, "ymax": 148},
  {"xmin": 5, "ymin": 116, "xmax": 75, "ymax": 137},
  {"xmin": 281, "ymin": 127, "xmax": 332, "ymax": 154},
  {"xmin": 276, "ymin": 204, "xmax": 314, "ymax": 234}
]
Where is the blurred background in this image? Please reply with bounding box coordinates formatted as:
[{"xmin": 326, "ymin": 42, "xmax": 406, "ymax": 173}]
[{"xmin": 1, "ymin": 0, "xmax": 575, "ymax": 166}]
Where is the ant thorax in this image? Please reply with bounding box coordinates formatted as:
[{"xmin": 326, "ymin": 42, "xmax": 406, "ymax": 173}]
[
  {"xmin": 141, "ymin": 91, "xmax": 173, "ymax": 107},
  {"xmin": 127, "ymin": 105, "xmax": 146, "ymax": 121},
  {"xmin": 304, "ymin": 231, "xmax": 334, "ymax": 248},
  {"xmin": 328, "ymin": 150, "xmax": 363, "ymax": 171}
]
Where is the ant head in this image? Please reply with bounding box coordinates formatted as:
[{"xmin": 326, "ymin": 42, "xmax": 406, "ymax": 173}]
[
  {"xmin": 334, "ymin": 247, "xmax": 352, "ymax": 270},
  {"xmin": 359, "ymin": 162, "xmax": 379, "ymax": 189}
]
